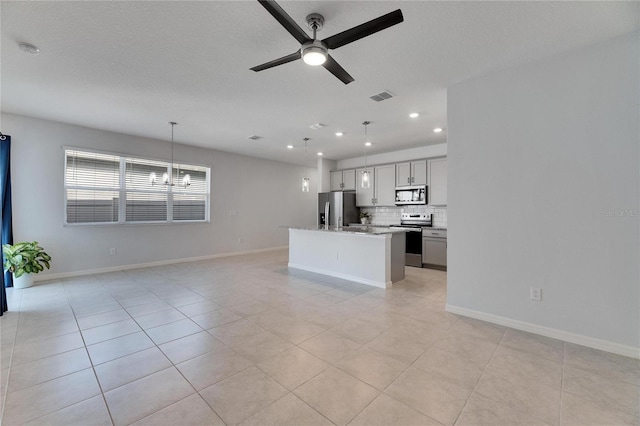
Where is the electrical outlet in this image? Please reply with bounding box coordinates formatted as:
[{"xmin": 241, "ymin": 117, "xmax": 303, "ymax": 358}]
[
  {"xmin": 229, "ymin": 210, "xmax": 238, "ymax": 216},
  {"xmin": 109, "ymin": 248, "xmax": 117, "ymax": 255},
  {"xmin": 238, "ymin": 237, "xmax": 243, "ymax": 243},
  {"xmin": 530, "ymin": 287, "xmax": 541, "ymax": 302}
]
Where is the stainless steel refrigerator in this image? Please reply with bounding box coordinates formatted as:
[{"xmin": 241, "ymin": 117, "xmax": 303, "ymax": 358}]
[{"xmin": 318, "ymin": 191, "xmax": 358, "ymax": 228}]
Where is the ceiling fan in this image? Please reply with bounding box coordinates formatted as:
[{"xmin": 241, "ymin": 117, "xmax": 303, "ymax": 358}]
[{"xmin": 250, "ymin": 0, "xmax": 404, "ymax": 84}]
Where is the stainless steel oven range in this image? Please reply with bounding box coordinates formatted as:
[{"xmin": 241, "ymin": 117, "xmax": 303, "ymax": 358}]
[{"xmin": 390, "ymin": 213, "xmax": 432, "ymax": 267}]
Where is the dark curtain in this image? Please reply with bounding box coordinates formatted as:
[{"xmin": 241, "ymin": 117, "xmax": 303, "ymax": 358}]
[{"xmin": 1, "ymin": 135, "xmax": 12, "ymax": 315}]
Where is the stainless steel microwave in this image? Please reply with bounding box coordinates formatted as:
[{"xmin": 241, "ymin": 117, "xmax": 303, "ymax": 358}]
[{"xmin": 395, "ymin": 185, "xmax": 427, "ymax": 205}]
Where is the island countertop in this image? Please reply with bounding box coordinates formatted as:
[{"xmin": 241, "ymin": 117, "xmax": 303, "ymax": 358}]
[{"xmin": 285, "ymin": 225, "xmax": 408, "ymax": 236}]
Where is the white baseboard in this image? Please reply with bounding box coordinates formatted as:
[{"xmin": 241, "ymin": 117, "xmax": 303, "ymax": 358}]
[
  {"xmin": 288, "ymin": 262, "xmax": 391, "ymax": 289},
  {"xmin": 446, "ymin": 304, "xmax": 640, "ymax": 359},
  {"xmin": 35, "ymin": 246, "xmax": 289, "ymax": 283}
]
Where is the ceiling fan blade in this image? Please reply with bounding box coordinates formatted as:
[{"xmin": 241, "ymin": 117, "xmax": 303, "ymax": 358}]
[
  {"xmin": 322, "ymin": 9, "xmax": 404, "ymax": 50},
  {"xmin": 257, "ymin": 0, "xmax": 312, "ymax": 45},
  {"xmin": 322, "ymin": 55, "xmax": 355, "ymax": 85},
  {"xmin": 250, "ymin": 50, "xmax": 301, "ymax": 72}
]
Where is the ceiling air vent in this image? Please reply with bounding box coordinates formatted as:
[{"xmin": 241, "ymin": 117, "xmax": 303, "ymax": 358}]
[
  {"xmin": 309, "ymin": 123, "xmax": 326, "ymax": 130},
  {"xmin": 247, "ymin": 135, "xmax": 262, "ymax": 140},
  {"xmin": 370, "ymin": 90, "xmax": 394, "ymax": 102}
]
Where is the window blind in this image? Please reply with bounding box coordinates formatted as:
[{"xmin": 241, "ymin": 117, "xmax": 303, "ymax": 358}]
[
  {"xmin": 65, "ymin": 151, "xmax": 120, "ymax": 223},
  {"xmin": 64, "ymin": 149, "xmax": 210, "ymax": 225}
]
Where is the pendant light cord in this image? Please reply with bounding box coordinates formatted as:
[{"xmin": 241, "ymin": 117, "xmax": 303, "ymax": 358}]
[
  {"xmin": 363, "ymin": 121, "xmax": 370, "ymax": 168},
  {"xmin": 169, "ymin": 121, "xmax": 176, "ymax": 186},
  {"xmin": 304, "ymin": 137, "xmax": 310, "ymax": 172}
]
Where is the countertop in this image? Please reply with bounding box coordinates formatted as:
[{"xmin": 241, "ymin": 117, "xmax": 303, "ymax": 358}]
[
  {"xmin": 351, "ymin": 223, "xmax": 448, "ymax": 231},
  {"xmin": 286, "ymin": 226, "xmax": 409, "ymax": 235}
]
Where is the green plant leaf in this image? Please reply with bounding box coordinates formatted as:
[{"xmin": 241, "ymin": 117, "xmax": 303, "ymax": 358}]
[{"xmin": 2, "ymin": 241, "xmax": 52, "ymax": 276}]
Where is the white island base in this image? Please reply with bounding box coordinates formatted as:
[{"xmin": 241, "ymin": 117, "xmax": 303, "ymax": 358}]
[{"xmin": 288, "ymin": 228, "xmax": 406, "ymax": 288}]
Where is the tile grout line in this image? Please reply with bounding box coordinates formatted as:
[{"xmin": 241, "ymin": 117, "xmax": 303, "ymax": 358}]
[
  {"xmin": 239, "ymin": 303, "xmax": 378, "ymax": 425},
  {"xmin": 0, "ymin": 287, "xmax": 23, "ymax": 425},
  {"xmin": 62, "ymin": 275, "xmax": 117, "ymax": 426},
  {"xmin": 8, "ymin": 279, "xmax": 117, "ymax": 425},
  {"xmin": 559, "ymin": 341, "xmax": 566, "ymax": 426},
  {"xmin": 351, "ymin": 314, "xmax": 456, "ymax": 426},
  {"xmin": 449, "ymin": 326, "xmax": 507, "ymax": 426},
  {"xmin": 125, "ymin": 273, "xmax": 248, "ymax": 425},
  {"xmin": 113, "ymin": 275, "xmax": 238, "ymax": 421}
]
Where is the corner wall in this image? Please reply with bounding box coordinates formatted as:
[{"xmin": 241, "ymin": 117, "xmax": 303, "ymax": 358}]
[
  {"xmin": 447, "ymin": 32, "xmax": 639, "ymax": 355},
  {"xmin": 2, "ymin": 114, "xmax": 317, "ymax": 277}
]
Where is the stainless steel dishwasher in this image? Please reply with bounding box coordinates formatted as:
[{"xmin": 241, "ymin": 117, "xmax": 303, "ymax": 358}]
[{"xmin": 422, "ymin": 228, "xmax": 447, "ymax": 270}]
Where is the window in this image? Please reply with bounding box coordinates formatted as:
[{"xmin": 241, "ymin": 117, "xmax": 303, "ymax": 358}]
[{"xmin": 65, "ymin": 149, "xmax": 209, "ymax": 225}]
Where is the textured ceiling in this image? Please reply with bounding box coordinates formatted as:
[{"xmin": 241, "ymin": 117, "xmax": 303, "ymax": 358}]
[{"xmin": 1, "ymin": 1, "xmax": 638, "ymax": 165}]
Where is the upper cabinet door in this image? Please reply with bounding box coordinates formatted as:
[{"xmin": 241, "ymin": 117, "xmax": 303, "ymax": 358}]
[
  {"xmin": 342, "ymin": 169, "xmax": 356, "ymax": 191},
  {"xmin": 375, "ymin": 164, "xmax": 396, "ymax": 206},
  {"xmin": 428, "ymin": 158, "xmax": 447, "ymax": 205},
  {"xmin": 397, "ymin": 161, "xmax": 426, "ymax": 186},
  {"xmin": 411, "ymin": 160, "xmax": 427, "ymax": 185},
  {"xmin": 355, "ymin": 168, "xmax": 375, "ymax": 206},
  {"xmin": 396, "ymin": 162, "xmax": 411, "ymax": 187},
  {"xmin": 330, "ymin": 171, "xmax": 343, "ymax": 191}
]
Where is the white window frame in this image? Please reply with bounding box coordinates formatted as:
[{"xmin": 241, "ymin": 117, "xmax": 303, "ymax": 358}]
[{"xmin": 64, "ymin": 146, "xmax": 211, "ymax": 226}]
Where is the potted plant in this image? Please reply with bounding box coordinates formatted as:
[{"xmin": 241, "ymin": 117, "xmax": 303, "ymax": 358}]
[
  {"xmin": 360, "ymin": 211, "xmax": 371, "ymax": 225},
  {"xmin": 2, "ymin": 241, "xmax": 51, "ymax": 289}
]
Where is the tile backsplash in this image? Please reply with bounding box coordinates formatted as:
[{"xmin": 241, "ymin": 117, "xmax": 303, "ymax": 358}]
[{"xmin": 362, "ymin": 205, "xmax": 447, "ymax": 228}]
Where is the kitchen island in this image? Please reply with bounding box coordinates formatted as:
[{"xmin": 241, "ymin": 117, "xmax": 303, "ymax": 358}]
[{"xmin": 287, "ymin": 226, "xmax": 407, "ymax": 288}]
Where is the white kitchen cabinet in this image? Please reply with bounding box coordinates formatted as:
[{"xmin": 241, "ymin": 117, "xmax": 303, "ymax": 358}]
[
  {"xmin": 330, "ymin": 169, "xmax": 356, "ymax": 191},
  {"xmin": 422, "ymin": 237, "xmax": 447, "ymax": 267},
  {"xmin": 374, "ymin": 164, "xmax": 396, "ymax": 206},
  {"xmin": 342, "ymin": 169, "xmax": 356, "ymax": 190},
  {"xmin": 396, "ymin": 160, "xmax": 427, "ymax": 186},
  {"xmin": 396, "ymin": 163, "xmax": 411, "ymax": 186},
  {"xmin": 330, "ymin": 171, "xmax": 342, "ymax": 191},
  {"xmin": 355, "ymin": 167, "xmax": 375, "ymax": 206},
  {"xmin": 428, "ymin": 158, "xmax": 447, "ymax": 205},
  {"xmin": 412, "ymin": 161, "xmax": 427, "ymax": 185}
]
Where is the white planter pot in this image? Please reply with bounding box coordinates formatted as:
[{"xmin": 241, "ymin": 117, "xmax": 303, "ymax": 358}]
[
  {"xmin": 13, "ymin": 273, "xmax": 34, "ymax": 289},
  {"xmin": 360, "ymin": 218, "xmax": 368, "ymax": 224}
]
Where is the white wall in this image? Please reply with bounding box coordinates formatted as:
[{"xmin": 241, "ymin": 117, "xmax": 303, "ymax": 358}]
[
  {"xmin": 336, "ymin": 143, "xmax": 447, "ymax": 170},
  {"xmin": 2, "ymin": 114, "xmax": 317, "ymax": 277},
  {"xmin": 317, "ymin": 158, "xmax": 336, "ymax": 193},
  {"xmin": 447, "ymin": 32, "xmax": 639, "ymax": 354}
]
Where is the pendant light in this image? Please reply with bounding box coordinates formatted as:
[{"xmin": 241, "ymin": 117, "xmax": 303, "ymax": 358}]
[
  {"xmin": 302, "ymin": 137, "xmax": 310, "ymax": 192},
  {"xmin": 150, "ymin": 121, "xmax": 190, "ymax": 188},
  {"xmin": 361, "ymin": 121, "xmax": 371, "ymax": 188}
]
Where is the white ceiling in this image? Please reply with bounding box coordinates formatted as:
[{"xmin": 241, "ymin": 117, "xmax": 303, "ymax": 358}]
[{"xmin": 1, "ymin": 1, "xmax": 638, "ymax": 165}]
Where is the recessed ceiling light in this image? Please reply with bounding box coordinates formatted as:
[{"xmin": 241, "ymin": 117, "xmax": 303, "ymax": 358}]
[
  {"xmin": 365, "ymin": 142, "xmax": 372, "ymax": 147},
  {"xmin": 409, "ymin": 112, "xmax": 419, "ymax": 118},
  {"xmin": 18, "ymin": 42, "xmax": 40, "ymax": 55},
  {"xmin": 317, "ymin": 152, "xmax": 323, "ymax": 156},
  {"xmin": 433, "ymin": 128, "xmax": 443, "ymax": 133},
  {"xmin": 335, "ymin": 132, "xmax": 343, "ymax": 137},
  {"xmin": 286, "ymin": 145, "xmax": 294, "ymax": 149}
]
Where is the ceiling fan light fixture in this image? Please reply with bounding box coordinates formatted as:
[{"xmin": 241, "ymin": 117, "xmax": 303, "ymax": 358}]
[{"xmin": 302, "ymin": 42, "xmax": 328, "ymax": 66}]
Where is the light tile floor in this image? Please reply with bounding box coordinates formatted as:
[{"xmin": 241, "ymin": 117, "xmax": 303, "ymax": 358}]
[{"xmin": 1, "ymin": 249, "xmax": 638, "ymax": 425}]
